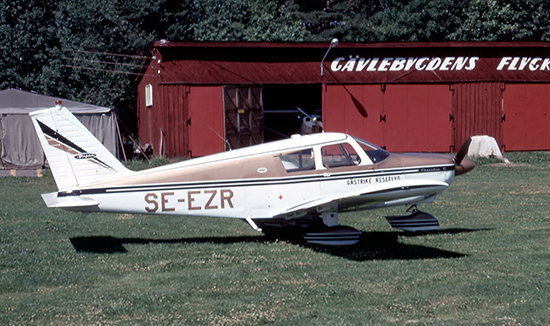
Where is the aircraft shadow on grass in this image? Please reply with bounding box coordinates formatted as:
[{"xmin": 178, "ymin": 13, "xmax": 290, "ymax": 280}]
[{"xmin": 69, "ymin": 228, "xmax": 491, "ymax": 261}]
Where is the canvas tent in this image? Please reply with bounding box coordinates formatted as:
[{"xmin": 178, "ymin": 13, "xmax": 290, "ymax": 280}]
[{"xmin": 0, "ymin": 89, "xmax": 118, "ymax": 169}]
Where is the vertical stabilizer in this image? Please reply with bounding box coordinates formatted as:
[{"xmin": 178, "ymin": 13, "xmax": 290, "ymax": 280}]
[{"xmin": 30, "ymin": 105, "xmax": 133, "ymax": 191}]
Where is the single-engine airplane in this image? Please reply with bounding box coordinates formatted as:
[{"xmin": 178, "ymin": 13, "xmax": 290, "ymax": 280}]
[{"xmin": 30, "ymin": 104, "xmax": 474, "ymax": 246}]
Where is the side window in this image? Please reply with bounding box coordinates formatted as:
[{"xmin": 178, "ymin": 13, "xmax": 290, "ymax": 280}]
[
  {"xmin": 279, "ymin": 149, "xmax": 315, "ymax": 172},
  {"xmin": 321, "ymin": 143, "xmax": 361, "ymax": 168}
]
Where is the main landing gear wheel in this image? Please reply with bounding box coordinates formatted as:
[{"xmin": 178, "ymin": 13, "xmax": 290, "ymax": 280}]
[
  {"xmin": 303, "ymin": 210, "xmax": 361, "ymax": 246},
  {"xmin": 385, "ymin": 205, "xmax": 439, "ymax": 232},
  {"xmin": 254, "ymin": 212, "xmax": 362, "ymax": 246},
  {"xmin": 303, "ymin": 226, "xmax": 362, "ymax": 246}
]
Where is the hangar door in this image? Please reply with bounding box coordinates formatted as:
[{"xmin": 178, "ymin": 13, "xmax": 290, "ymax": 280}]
[
  {"xmin": 384, "ymin": 84, "xmax": 452, "ymax": 152},
  {"xmin": 502, "ymin": 84, "xmax": 550, "ymax": 151},
  {"xmin": 323, "ymin": 84, "xmax": 384, "ymax": 146},
  {"xmin": 223, "ymin": 86, "xmax": 263, "ymax": 150},
  {"xmin": 188, "ymin": 86, "xmax": 225, "ymax": 157},
  {"xmin": 323, "ymin": 84, "xmax": 451, "ymax": 152}
]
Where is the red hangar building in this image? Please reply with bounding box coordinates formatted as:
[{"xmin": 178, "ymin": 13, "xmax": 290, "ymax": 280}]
[{"xmin": 136, "ymin": 41, "xmax": 550, "ymax": 157}]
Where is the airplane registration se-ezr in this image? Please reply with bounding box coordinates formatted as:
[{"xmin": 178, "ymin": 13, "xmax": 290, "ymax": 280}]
[{"xmin": 30, "ymin": 104, "xmax": 474, "ymax": 246}]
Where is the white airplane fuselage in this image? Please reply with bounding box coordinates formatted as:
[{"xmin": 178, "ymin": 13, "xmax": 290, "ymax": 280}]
[
  {"xmin": 44, "ymin": 133, "xmax": 456, "ymax": 221},
  {"xmin": 31, "ymin": 106, "xmax": 473, "ymax": 237}
]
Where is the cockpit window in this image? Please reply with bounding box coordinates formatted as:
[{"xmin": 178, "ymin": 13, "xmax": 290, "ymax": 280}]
[
  {"xmin": 279, "ymin": 149, "xmax": 315, "ymax": 172},
  {"xmin": 352, "ymin": 137, "xmax": 390, "ymax": 163},
  {"xmin": 321, "ymin": 143, "xmax": 361, "ymax": 168}
]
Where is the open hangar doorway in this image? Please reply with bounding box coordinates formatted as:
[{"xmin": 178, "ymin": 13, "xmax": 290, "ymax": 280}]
[{"xmin": 262, "ymin": 84, "xmax": 322, "ymax": 142}]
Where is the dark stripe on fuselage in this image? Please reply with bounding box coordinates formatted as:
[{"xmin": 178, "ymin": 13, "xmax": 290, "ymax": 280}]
[
  {"xmin": 57, "ymin": 164, "xmax": 454, "ymax": 197},
  {"xmin": 36, "ymin": 119, "xmax": 113, "ymax": 170}
]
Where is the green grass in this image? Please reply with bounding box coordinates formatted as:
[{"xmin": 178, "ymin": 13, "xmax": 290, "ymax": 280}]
[{"xmin": 2, "ymin": 153, "xmax": 550, "ymax": 325}]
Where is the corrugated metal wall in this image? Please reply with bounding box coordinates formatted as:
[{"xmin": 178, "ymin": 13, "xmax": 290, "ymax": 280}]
[
  {"xmin": 137, "ymin": 84, "xmax": 225, "ymax": 158},
  {"xmin": 136, "ymin": 42, "xmax": 550, "ymax": 157},
  {"xmin": 139, "ymin": 82, "xmax": 550, "ymax": 157},
  {"xmin": 157, "ymin": 85, "xmax": 188, "ymax": 157},
  {"xmin": 451, "ymin": 83, "xmax": 504, "ymax": 149}
]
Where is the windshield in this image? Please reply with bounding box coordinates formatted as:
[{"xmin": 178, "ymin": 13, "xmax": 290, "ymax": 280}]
[{"xmin": 352, "ymin": 136, "xmax": 390, "ymax": 163}]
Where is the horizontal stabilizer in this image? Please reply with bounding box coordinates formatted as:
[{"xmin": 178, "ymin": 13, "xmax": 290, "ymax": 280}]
[{"xmin": 42, "ymin": 192, "xmax": 99, "ymax": 209}]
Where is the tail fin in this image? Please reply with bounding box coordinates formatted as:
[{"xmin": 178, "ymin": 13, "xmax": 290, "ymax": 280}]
[{"xmin": 30, "ymin": 105, "xmax": 133, "ymax": 191}]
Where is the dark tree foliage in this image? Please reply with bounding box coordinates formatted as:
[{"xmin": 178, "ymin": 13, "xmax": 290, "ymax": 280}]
[
  {"xmin": 362, "ymin": 0, "xmax": 466, "ymax": 41},
  {"xmin": 447, "ymin": 0, "xmax": 550, "ymax": 41},
  {"xmin": 50, "ymin": 0, "xmax": 164, "ymax": 109},
  {"xmin": 187, "ymin": 0, "xmax": 307, "ymax": 41},
  {"xmin": 0, "ymin": 0, "xmax": 58, "ymax": 91},
  {"xmin": 1, "ymin": 0, "xmax": 550, "ymax": 132},
  {"xmin": 285, "ymin": 0, "xmax": 550, "ymax": 42},
  {"xmin": 284, "ymin": 0, "xmax": 383, "ymax": 41}
]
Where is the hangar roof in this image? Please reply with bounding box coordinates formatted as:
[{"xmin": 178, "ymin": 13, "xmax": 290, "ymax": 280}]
[{"xmin": 140, "ymin": 41, "xmax": 550, "ymax": 85}]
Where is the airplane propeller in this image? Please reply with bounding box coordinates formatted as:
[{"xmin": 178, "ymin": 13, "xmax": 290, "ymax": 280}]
[{"xmin": 453, "ymin": 137, "xmax": 475, "ymax": 176}]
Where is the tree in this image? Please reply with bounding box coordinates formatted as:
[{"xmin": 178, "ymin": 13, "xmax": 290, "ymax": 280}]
[
  {"xmin": 2, "ymin": 0, "xmax": 550, "ymax": 133},
  {"xmin": 0, "ymin": 0, "xmax": 57, "ymax": 90},
  {"xmin": 360, "ymin": 0, "xmax": 465, "ymax": 41},
  {"xmin": 187, "ymin": 0, "xmax": 308, "ymax": 41},
  {"xmin": 49, "ymin": 0, "xmax": 159, "ymax": 109},
  {"xmin": 447, "ymin": 0, "xmax": 550, "ymax": 41},
  {"xmin": 283, "ymin": 0, "xmax": 379, "ymax": 42},
  {"xmin": 283, "ymin": 0, "xmax": 550, "ymax": 42}
]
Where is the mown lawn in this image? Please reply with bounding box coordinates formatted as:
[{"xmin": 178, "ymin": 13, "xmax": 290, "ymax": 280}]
[{"xmin": 1, "ymin": 153, "xmax": 549, "ymax": 325}]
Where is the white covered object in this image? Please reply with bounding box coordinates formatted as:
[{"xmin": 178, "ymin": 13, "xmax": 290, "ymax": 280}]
[{"xmin": 467, "ymin": 135, "xmax": 509, "ymax": 162}]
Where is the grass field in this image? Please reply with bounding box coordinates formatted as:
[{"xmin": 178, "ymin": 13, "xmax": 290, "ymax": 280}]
[{"xmin": 1, "ymin": 153, "xmax": 550, "ymax": 325}]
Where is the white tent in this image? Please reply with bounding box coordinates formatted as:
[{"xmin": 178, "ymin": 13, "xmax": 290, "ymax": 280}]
[{"xmin": 0, "ymin": 89, "xmax": 118, "ymax": 169}]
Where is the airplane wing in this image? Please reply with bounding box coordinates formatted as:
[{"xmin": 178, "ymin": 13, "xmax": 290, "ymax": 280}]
[{"xmin": 272, "ymin": 179, "xmax": 449, "ymax": 219}]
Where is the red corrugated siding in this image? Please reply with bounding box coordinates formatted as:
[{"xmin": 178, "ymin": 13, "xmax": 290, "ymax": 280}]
[
  {"xmin": 157, "ymin": 57, "xmax": 550, "ymax": 85},
  {"xmin": 150, "ymin": 42, "xmax": 550, "ymax": 85},
  {"xmin": 137, "ymin": 99, "xmax": 157, "ymax": 154},
  {"xmin": 137, "ymin": 61, "xmax": 162, "ymax": 155},
  {"xmin": 137, "ymin": 84, "xmax": 224, "ymax": 157},
  {"xmin": 452, "ymin": 83, "xmax": 504, "ymax": 148},
  {"xmin": 503, "ymin": 84, "xmax": 550, "ymax": 151},
  {"xmin": 137, "ymin": 70, "xmax": 155, "ymax": 148},
  {"xmin": 136, "ymin": 42, "xmax": 550, "ymax": 157},
  {"xmin": 157, "ymin": 85, "xmax": 188, "ymax": 157}
]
